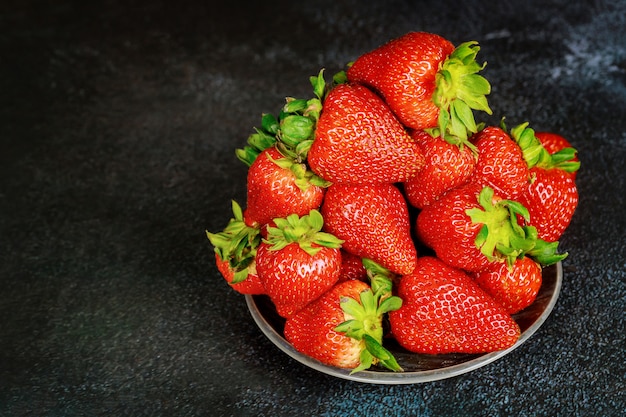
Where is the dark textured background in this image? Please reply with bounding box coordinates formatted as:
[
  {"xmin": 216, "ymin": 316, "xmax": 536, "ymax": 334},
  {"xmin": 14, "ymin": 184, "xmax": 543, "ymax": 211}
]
[{"xmin": 1, "ymin": 1, "xmax": 625, "ymax": 416}]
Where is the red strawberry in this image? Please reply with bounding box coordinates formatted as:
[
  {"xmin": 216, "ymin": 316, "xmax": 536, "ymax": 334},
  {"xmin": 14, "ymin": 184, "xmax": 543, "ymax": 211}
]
[
  {"xmin": 416, "ymin": 184, "xmax": 537, "ymax": 272},
  {"xmin": 337, "ymin": 250, "xmax": 367, "ymax": 283},
  {"xmin": 321, "ymin": 183, "xmax": 418, "ymax": 275},
  {"xmin": 403, "ymin": 130, "xmax": 477, "ymax": 209},
  {"xmin": 207, "ymin": 201, "xmax": 265, "ymax": 295},
  {"xmin": 347, "ymin": 32, "xmax": 492, "ymax": 145},
  {"xmin": 214, "ymin": 253, "xmax": 265, "ymax": 295},
  {"xmin": 469, "ymin": 126, "xmax": 530, "ymax": 200},
  {"xmin": 472, "ymin": 256, "xmax": 542, "ymax": 314},
  {"xmin": 535, "ymin": 131, "xmax": 579, "ymax": 180},
  {"xmin": 389, "ymin": 256, "xmax": 521, "ymax": 354},
  {"xmin": 244, "ymin": 146, "xmax": 326, "ymax": 227},
  {"xmin": 509, "ymin": 123, "xmax": 580, "ymax": 242},
  {"xmin": 284, "ymin": 279, "xmax": 402, "ymax": 372},
  {"xmin": 520, "ymin": 166, "xmax": 579, "ymax": 242},
  {"xmin": 307, "ymin": 83, "xmax": 425, "ymax": 184},
  {"xmin": 255, "ymin": 210, "xmax": 343, "ymax": 318}
]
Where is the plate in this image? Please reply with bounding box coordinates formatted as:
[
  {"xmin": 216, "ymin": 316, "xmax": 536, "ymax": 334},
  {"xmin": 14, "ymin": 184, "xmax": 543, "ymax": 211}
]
[{"xmin": 245, "ymin": 261, "xmax": 562, "ymax": 384}]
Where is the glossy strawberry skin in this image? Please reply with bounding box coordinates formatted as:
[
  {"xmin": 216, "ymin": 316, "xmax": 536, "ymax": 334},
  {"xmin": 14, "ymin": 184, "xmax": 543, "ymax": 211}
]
[
  {"xmin": 215, "ymin": 253, "xmax": 265, "ymax": 295},
  {"xmin": 347, "ymin": 32, "xmax": 455, "ymax": 130},
  {"xmin": 416, "ymin": 183, "xmax": 493, "ymax": 272},
  {"xmin": 389, "ymin": 256, "xmax": 520, "ymax": 354},
  {"xmin": 337, "ymin": 250, "xmax": 367, "ymax": 283},
  {"xmin": 307, "ymin": 83, "xmax": 425, "ymax": 184},
  {"xmin": 284, "ymin": 280, "xmax": 370, "ymax": 369},
  {"xmin": 535, "ymin": 131, "xmax": 578, "ymax": 180},
  {"xmin": 518, "ymin": 166, "xmax": 579, "ymax": 242},
  {"xmin": 403, "ymin": 130, "xmax": 477, "ymax": 209},
  {"xmin": 321, "ymin": 183, "xmax": 418, "ymax": 275},
  {"xmin": 244, "ymin": 147, "xmax": 325, "ymax": 227},
  {"xmin": 472, "ymin": 257, "xmax": 542, "ymax": 314},
  {"xmin": 470, "ymin": 126, "xmax": 529, "ymax": 200},
  {"xmin": 255, "ymin": 241, "xmax": 342, "ymax": 318}
]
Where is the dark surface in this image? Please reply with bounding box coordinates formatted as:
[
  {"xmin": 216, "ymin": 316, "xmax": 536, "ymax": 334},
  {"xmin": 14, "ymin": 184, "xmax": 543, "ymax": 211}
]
[{"xmin": 1, "ymin": 1, "xmax": 625, "ymax": 416}]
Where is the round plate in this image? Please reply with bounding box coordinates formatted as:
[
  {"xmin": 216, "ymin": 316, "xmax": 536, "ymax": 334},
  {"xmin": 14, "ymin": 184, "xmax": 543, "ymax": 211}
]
[{"xmin": 245, "ymin": 261, "xmax": 562, "ymax": 384}]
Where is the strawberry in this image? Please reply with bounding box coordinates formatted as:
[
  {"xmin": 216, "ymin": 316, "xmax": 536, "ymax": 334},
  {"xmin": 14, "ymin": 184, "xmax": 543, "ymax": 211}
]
[
  {"xmin": 243, "ymin": 146, "xmax": 327, "ymax": 228},
  {"xmin": 307, "ymin": 83, "xmax": 425, "ymax": 184},
  {"xmin": 469, "ymin": 126, "xmax": 530, "ymax": 200},
  {"xmin": 206, "ymin": 201, "xmax": 265, "ymax": 294},
  {"xmin": 321, "ymin": 183, "xmax": 418, "ymax": 275},
  {"xmin": 347, "ymin": 32, "xmax": 492, "ymax": 146},
  {"xmin": 535, "ymin": 131, "xmax": 579, "ymax": 180},
  {"xmin": 471, "ymin": 256, "xmax": 543, "ymax": 314},
  {"xmin": 509, "ymin": 123, "xmax": 580, "ymax": 242},
  {"xmin": 255, "ymin": 209, "xmax": 343, "ymax": 318},
  {"xmin": 521, "ymin": 166, "xmax": 578, "ymax": 242},
  {"xmin": 284, "ymin": 279, "xmax": 403, "ymax": 372},
  {"xmin": 214, "ymin": 253, "xmax": 265, "ymax": 295},
  {"xmin": 403, "ymin": 130, "xmax": 477, "ymax": 209},
  {"xmin": 337, "ymin": 250, "xmax": 367, "ymax": 283},
  {"xmin": 416, "ymin": 184, "xmax": 538, "ymax": 272},
  {"xmin": 389, "ymin": 256, "xmax": 521, "ymax": 354}
]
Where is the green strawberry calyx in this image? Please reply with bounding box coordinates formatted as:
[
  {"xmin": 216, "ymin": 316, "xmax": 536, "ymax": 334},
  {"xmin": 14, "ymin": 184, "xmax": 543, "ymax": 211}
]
[
  {"xmin": 361, "ymin": 258, "xmax": 398, "ymax": 297},
  {"xmin": 267, "ymin": 151, "xmax": 331, "ymax": 191},
  {"xmin": 235, "ymin": 113, "xmax": 280, "ymax": 167},
  {"xmin": 508, "ymin": 121, "xmax": 581, "ymax": 173},
  {"xmin": 427, "ymin": 41, "xmax": 493, "ymax": 151},
  {"xmin": 236, "ymin": 70, "xmax": 331, "ymax": 191},
  {"xmin": 526, "ymin": 236, "xmax": 568, "ymax": 266},
  {"xmin": 466, "ymin": 186, "xmax": 537, "ymax": 266},
  {"xmin": 466, "ymin": 186, "xmax": 568, "ymax": 267},
  {"xmin": 206, "ymin": 200, "xmax": 261, "ymax": 284},
  {"xmin": 264, "ymin": 209, "xmax": 343, "ymax": 256},
  {"xmin": 236, "ymin": 69, "xmax": 329, "ymax": 166},
  {"xmin": 334, "ymin": 268, "xmax": 403, "ymax": 373}
]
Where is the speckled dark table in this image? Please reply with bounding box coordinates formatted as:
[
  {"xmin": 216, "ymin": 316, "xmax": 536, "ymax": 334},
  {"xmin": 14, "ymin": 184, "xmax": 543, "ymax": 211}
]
[{"xmin": 1, "ymin": 1, "xmax": 625, "ymax": 416}]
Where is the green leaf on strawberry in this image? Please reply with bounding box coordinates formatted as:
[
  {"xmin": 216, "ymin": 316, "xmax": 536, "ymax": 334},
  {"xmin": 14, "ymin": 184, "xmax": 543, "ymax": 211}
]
[
  {"xmin": 328, "ymin": 258, "xmax": 402, "ymax": 373},
  {"xmin": 549, "ymin": 147, "xmax": 580, "ymax": 173},
  {"xmin": 266, "ymin": 152, "xmax": 331, "ymax": 192},
  {"xmin": 237, "ymin": 69, "xmax": 330, "ymax": 166},
  {"xmin": 508, "ymin": 121, "xmax": 581, "ymax": 173},
  {"xmin": 334, "ymin": 285, "xmax": 403, "ymax": 373},
  {"xmin": 264, "ymin": 209, "xmax": 343, "ymax": 256},
  {"xmin": 466, "ymin": 186, "xmax": 536, "ymax": 266},
  {"xmin": 466, "ymin": 186, "xmax": 568, "ymax": 267},
  {"xmin": 206, "ymin": 200, "xmax": 261, "ymax": 283},
  {"xmin": 428, "ymin": 41, "xmax": 493, "ymax": 149},
  {"xmin": 331, "ymin": 69, "xmax": 348, "ymax": 86},
  {"xmin": 236, "ymin": 125, "xmax": 279, "ymax": 167},
  {"xmin": 527, "ymin": 238, "xmax": 568, "ymax": 266},
  {"xmin": 310, "ymin": 68, "xmax": 327, "ymax": 101}
]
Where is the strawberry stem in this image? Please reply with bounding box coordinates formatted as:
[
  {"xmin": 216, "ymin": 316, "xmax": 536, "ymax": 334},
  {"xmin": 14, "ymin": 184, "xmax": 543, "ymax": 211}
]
[
  {"xmin": 361, "ymin": 258, "xmax": 398, "ymax": 299},
  {"xmin": 428, "ymin": 41, "xmax": 492, "ymax": 150}
]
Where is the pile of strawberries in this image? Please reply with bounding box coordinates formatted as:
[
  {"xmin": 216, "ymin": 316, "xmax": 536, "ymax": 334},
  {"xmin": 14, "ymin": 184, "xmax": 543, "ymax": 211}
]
[{"xmin": 207, "ymin": 32, "xmax": 579, "ymax": 373}]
